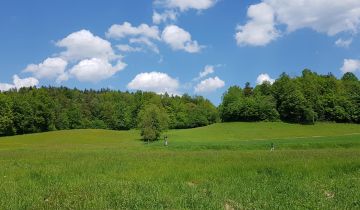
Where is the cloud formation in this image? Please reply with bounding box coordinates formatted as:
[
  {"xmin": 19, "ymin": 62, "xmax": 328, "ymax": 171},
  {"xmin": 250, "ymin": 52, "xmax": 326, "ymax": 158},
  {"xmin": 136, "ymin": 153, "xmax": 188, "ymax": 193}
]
[
  {"xmin": 70, "ymin": 58, "xmax": 126, "ymax": 83},
  {"xmin": 236, "ymin": 3, "xmax": 279, "ymax": 46},
  {"xmin": 57, "ymin": 30, "xmax": 117, "ymax": 62},
  {"xmin": 236, "ymin": 0, "xmax": 360, "ymax": 46},
  {"xmin": 194, "ymin": 76, "xmax": 225, "ymax": 93},
  {"xmin": 24, "ymin": 57, "xmax": 68, "ymax": 83},
  {"xmin": 0, "ymin": 75, "xmax": 39, "ymax": 92},
  {"xmin": 127, "ymin": 71, "xmax": 179, "ymax": 95},
  {"xmin": 256, "ymin": 73, "xmax": 275, "ymax": 84},
  {"xmin": 106, "ymin": 22, "xmax": 160, "ymax": 40},
  {"xmin": 162, "ymin": 25, "xmax": 202, "ymax": 53},
  {"xmin": 154, "ymin": 0, "xmax": 217, "ymax": 12},
  {"xmin": 341, "ymin": 59, "xmax": 360, "ymax": 73},
  {"xmin": 335, "ymin": 38, "xmax": 353, "ymax": 48}
]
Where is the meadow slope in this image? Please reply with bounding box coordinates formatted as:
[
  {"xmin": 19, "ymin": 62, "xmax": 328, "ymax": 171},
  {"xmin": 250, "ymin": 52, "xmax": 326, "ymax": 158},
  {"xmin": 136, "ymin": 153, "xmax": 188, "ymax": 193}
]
[{"xmin": 0, "ymin": 122, "xmax": 359, "ymax": 209}]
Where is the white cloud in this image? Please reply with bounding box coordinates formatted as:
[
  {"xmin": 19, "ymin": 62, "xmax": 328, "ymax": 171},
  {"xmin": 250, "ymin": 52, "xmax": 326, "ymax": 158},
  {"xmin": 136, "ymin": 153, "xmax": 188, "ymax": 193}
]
[
  {"xmin": 24, "ymin": 57, "xmax": 68, "ymax": 82},
  {"xmin": 199, "ymin": 65, "xmax": 215, "ymax": 78},
  {"xmin": 127, "ymin": 71, "xmax": 180, "ymax": 94},
  {"xmin": 236, "ymin": 0, "xmax": 360, "ymax": 46},
  {"xmin": 265, "ymin": 0, "xmax": 360, "ymax": 36},
  {"xmin": 0, "ymin": 75, "xmax": 39, "ymax": 92},
  {"xmin": 0, "ymin": 83, "xmax": 15, "ymax": 92},
  {"xmin": 153, "ymin": 10, "xmax": 178, "ymax": 24},
  {"xmin": 70, "ymin": 58, "xmax": 127, "ymax": 83},
  {"xmin": 56, "ymin": 30, "xmax": 117, "ymax": 62},
  {"xmin": 335, "ymin": 38, "xmax": 353, "ymax": 48},
  {"xmin": 106, "ymin": 22, "xmax": 160, "ymax": 40},
  {"xmin": 256, "ymin": 73, "xmax": 275, "ymax": 84},
  {"xmin": 235, "ymin": 3, "xmax": 279, "ymax": 46},
  {"xmin": 341, "ymin": 59, "xmax": 360, "ymax": 73},
  {"xmin": 117, "ymin": 44, "xmax": 143, "ymax": 52},
  {"xmin": 162, "ymin": 25, "xmax": 202, "ymax": 53},
  {"xmin": 155, "ymin": 0, "xmax": 217, "ymax": 12},
  {"xmin": 129, "ymin": 37, "xmax": 160, "ymax": 54},
  {"xmin": 194, "ymin": 76, "xmax": 225, "ymax": 93}
]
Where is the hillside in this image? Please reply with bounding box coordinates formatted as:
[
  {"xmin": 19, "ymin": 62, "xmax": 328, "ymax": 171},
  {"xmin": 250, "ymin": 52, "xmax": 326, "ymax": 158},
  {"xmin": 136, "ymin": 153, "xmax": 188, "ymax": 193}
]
[{"xmin": 0, "ymin": 122, "xmax": 359, "ymax": 209}]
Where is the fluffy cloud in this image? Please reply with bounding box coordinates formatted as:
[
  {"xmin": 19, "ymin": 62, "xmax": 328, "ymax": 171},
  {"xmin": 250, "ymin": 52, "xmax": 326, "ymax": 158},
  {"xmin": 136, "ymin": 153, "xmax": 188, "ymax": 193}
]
[
  {"xmin": 153, "ymin": 10, "xmax": 178, "ymax": 24},
  {"xmin": 256, "ymin": 73, "xmax": 275, "ymax": 84},
  {"xmin": 194, "ymin": 76, "xmax": 225, "ymax": 93},
  {"xmin": 56, "ymin": 30, "xmax": 117, "ymax": 61},
  {"xmin": 127, "ymin": 71, "xmax": 179, "ymax": 94},
  {"xmin": 106, "ymin": 22, "xmax": 160, "ymax": 40},
  {"xmin": 335, "ymin": 38, "xmax": 353, "ymax": 48},
  {"xmin": 236, "ymin": 0, "xmax": 360, "ymax": 46},
  {"xmin": 341, "ymin": 59, "xmax": 360, "ymax": 73},
  {"xmin": 162, "ymin": 25, "xmax": 202, "ymax": 53},
  {"xmin": 69, "ymin": 58, "xmax": 127, "ymax": 83},
  {"xmin": 235, "ymin": 3, "xmax": 279, "ymax": 46},
  {"xmin": 154, "ymin": 0, "xmax": 217, "ymax": 11},
  {"xmin": 0, "ymin": 75, "xmax": 39, "ymax": 92},
  {"xmin": 24, "ymin": 57, "xmax": 68, "ymax": 83}
]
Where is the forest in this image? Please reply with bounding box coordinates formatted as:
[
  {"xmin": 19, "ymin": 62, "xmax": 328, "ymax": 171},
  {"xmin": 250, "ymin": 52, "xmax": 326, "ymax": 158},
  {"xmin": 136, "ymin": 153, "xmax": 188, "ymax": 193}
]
[
  {"xmin": 0, "ymin": 69, "xmax": 359, "ymax": 137},
  {"xmin": 0, "ymin": 88, "xmax": 219, "ymax": 136},
  {"xmin": 220, "ymin": 70, "xmax": 360, "ymax": 124}
]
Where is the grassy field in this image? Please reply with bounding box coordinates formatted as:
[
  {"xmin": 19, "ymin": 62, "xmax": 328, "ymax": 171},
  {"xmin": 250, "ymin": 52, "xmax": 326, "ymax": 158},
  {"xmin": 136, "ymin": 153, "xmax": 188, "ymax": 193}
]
[{"xmin": 0, "ymin": 122, "xmax": 359, "ymax": 209}]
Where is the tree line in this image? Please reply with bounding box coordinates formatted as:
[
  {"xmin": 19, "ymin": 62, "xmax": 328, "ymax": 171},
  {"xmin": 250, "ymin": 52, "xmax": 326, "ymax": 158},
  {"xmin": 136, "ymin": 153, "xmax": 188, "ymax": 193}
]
[
  {"xmin": 0, "ymin": 69, "xmax": 359, "ymax": 138},
  {"xmin": 219, "ymin": 70, "xmax": 360, "ymax": 124},
  {"xmin": 0, "ymin": 87, "xmax": 219, "ymax": 136}
]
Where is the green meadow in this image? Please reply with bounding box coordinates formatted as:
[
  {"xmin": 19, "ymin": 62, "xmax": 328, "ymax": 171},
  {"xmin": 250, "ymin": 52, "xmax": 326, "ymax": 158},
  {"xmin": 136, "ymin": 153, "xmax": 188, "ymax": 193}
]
[{"xmin": 0, "ymin": 122, "xmax": 359, "ymax": 209}]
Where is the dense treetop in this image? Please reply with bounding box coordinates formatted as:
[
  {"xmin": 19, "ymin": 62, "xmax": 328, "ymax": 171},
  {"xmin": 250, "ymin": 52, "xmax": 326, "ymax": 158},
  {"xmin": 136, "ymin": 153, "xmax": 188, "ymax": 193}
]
[
  {"xmin": 0, "ymin": 87, "xmax": 219, "ymax": 136},
  {"xmin": 0, "ymin": 70, "xmax": 359, "ymax": 137},
  {"xmin": 220, "ymin": 70, "xmax": 360, "ymax": 124}
]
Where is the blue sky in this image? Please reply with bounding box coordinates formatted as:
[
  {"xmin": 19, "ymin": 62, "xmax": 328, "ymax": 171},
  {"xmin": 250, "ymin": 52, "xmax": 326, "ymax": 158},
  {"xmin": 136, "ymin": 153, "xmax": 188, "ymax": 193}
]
[{"xmin": 1, "ymin": 0, "xmax": 360, "ymax": 104}]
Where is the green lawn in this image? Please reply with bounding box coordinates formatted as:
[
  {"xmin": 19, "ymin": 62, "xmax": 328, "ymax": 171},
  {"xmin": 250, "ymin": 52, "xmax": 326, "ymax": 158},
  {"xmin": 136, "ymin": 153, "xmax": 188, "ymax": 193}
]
[{"xmin": 0, "ymin": 122, "xmax": 359, "ymax": 209}]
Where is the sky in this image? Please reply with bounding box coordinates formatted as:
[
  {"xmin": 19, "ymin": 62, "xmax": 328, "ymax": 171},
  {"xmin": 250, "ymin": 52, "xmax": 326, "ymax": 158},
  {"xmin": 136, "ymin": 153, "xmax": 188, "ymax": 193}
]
[{"xmin": 1, "ymin": 0, "xmax": 360, "ymax": 105}]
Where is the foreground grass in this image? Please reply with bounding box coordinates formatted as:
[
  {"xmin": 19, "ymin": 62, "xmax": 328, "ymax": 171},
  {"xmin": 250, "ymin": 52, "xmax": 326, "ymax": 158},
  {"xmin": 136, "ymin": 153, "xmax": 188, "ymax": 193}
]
[{"xmin": 0, "ymin": 122, "xmax": 359, "ymax": 209}]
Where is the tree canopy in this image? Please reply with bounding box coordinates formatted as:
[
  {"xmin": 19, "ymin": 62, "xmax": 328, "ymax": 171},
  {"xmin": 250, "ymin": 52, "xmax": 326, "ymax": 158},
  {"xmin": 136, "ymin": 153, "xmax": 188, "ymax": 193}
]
[
  {"xmin": 0, "ymin": 87, "xmax": 219, "ymax": 136},
  {"xmin": 220, "ymin": 70, "xmax": 360, "ymax": 124}
]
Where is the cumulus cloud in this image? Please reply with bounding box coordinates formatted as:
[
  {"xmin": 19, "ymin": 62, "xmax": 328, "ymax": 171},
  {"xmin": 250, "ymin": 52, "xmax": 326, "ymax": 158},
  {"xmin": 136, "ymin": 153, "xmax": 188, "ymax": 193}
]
[
  {"xmin": 153, "ymin": 10, "xmax": 178, "ymax": 24},
  {"xmin": 162, "ymin": 25, "xmax": 202, "ymax": 53},
  {"xmin": 194, "ymin": 76, "xmax": 225, "ymax": 93},
  {"xmin": 256, "ymin": 73, "xmax": 275, "ymax": 84},
  {"xmin": 236, "ymin": 0, "xmax": 360, "ymax": 46},
  {"xmin": 335, "ymin": 38, "xmax": 353, "ymax": 48},
  {"xmin": 127, "ymin": 71, "xmax": 180, "ymax": 94},
  {"xmin": 341, "ymin": 59, "xmax": 360, "ymax": 73},
  {"xmin": 0, "ymin": 75, "xmax": 39, "ymax": 92},
  {"xmin": 235, "ymin": 3, "xmax": 279, "ymax": 46},
  {"xmin": 69, "ymin": 58, "xmax": 127, "ymax": 83},
  {"xmin": 56, "ymin": 30, "xmax": 117, "ymax": 62},
  {"xmin": 154, "ymin": 0, "xmax": 217, "ymax": 12},
  {"xmin": 23, "ymin": 57, "xmax": 68, "ymax": 83},
  {"xmin": 106, "ymin": 22, "xmax": 160, "ymax": 40}
]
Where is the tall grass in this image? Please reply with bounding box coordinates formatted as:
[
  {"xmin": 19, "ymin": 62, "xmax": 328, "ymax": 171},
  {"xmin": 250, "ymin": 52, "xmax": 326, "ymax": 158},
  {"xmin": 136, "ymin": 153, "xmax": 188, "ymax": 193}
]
[{"xmin": 0, "ymin": 122, "xmax": 359, "ymax": 209}]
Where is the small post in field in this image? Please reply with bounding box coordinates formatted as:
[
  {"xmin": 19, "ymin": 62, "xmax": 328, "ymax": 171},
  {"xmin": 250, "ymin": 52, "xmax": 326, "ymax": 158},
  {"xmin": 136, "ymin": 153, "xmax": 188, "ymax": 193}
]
[{"xmin": 164, "ymin": 135, "xmax": 168, "ymax": 146}]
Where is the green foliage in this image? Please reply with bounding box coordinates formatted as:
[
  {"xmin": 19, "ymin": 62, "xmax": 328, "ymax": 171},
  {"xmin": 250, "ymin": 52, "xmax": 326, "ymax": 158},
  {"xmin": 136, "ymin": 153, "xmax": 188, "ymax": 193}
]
[
  {"xmin": 138, "ymin": 104, "xmax": 169, "ymax": 141},
  {"xmin": 220, "ymin": 86, "xmax": 279, "ymax": 122},
  {"xmin": 0, "ymin": 87, "xmax": 219, "ymax": 137},
  {"xmin": 221, "ymin": 69, "xmax": 360, "ymax": 124},
  {"xmin": 0, "ymin": 94, "xmax": 15, "ymax": 136}
]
